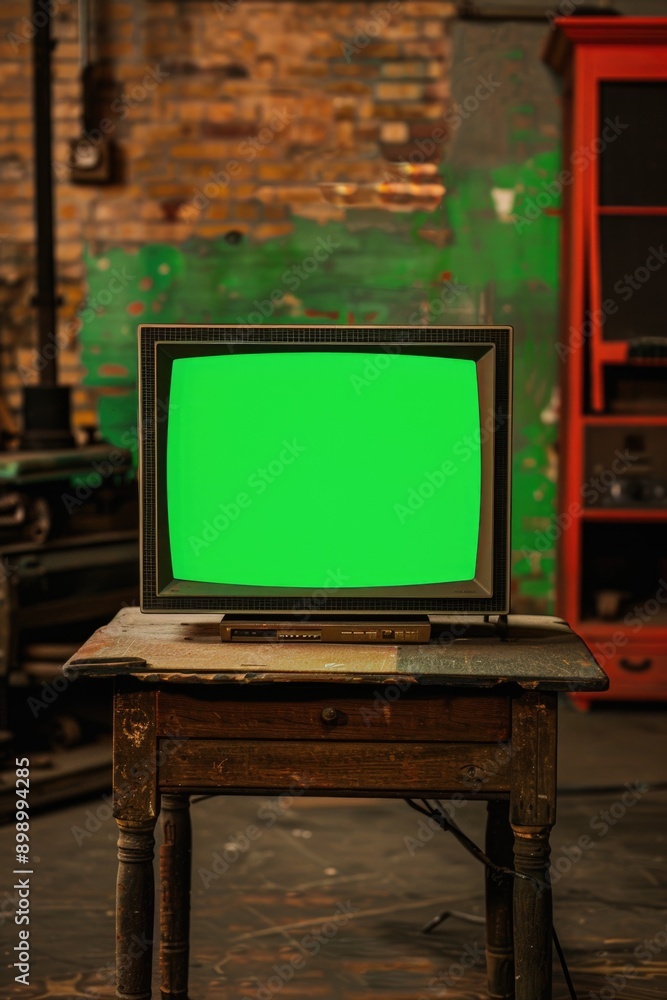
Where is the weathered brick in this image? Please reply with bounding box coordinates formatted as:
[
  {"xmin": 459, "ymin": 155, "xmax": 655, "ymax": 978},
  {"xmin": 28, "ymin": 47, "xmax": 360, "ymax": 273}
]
[
  {"xmin": 325, "ymin": 81, "xmax": 372, "ymax": 97},
  {"xmin": 206, "ymin": 201, "xmax": 230, "ymax": 220},
  {"xmin": 0, "ymin": 0, "xmax": 456, "ymax": 432},
  {"xmin": 2, "ymin": 102, "xmax": 31, "ymax": 120},
  {"xmin": 256, "ymin": 185, "xmax": 322, "ymax": 204},
  {"xmin": 382, "ymin": 61, "xmax": 426, "ymax": 78},
  {"xmin": 202, "ymin": 120, "xmax": 259, "ymax": 138},
  {"xmin": 405, "ymin": 1, "xmax": 456, "ymax": 14},
  {"xmin": 330, "ymin": 62, "xmax": 380, "ymax": 78},
  {"xmin": 357, "ymin": 42, "xmax": 402, "ymax": 59},
  {"xmin": 380, "ymin": 121, "xmax": 410, "ymax": 144},
  {"xmin": 257, "ymin": 162, "xmax": 302, "ymax": 181},
  {"xmin": 207, "ymin": 102, "xmax": 240, "ymax": 123},
  {"xmin": 171, "ymin": 141, "xmax": 242, "ymax": 159},
  {"xmin": 375, "ymin": 102, "xmax": 443, "ymax": 120},
  {"xmin": 402, "ymin": 39, "xmax": 449, "ymax": 58},
  {"xmin": 232, "ymin": 201, "xmax": 260, "ymax": 220},
  {"xmin": 376, "ymin": 82, "xmax": 424, "ymax": 101},
  {"xmin": 55, "ymin": 241, "xmax": 85, "ymax": 263}
]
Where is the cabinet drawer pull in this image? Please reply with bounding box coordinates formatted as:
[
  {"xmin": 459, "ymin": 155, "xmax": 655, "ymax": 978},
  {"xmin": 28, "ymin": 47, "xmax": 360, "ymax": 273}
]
[
  {"xmin": 619, "ymin": 657, "xmax": 652, "ymax": 673},
  {"xmin": 321, "ymin": 707, "xmax": 339, "ymax": 723}
]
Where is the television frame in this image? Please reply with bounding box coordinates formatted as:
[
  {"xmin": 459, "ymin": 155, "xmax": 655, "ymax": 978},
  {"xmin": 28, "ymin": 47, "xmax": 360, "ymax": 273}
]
[{"xmin": 139, "ymin": 325, "xmax": 513, "ymax": 615}]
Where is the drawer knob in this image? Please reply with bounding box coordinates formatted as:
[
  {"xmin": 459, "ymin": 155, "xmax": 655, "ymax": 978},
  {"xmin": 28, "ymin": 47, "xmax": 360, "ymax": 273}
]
[
  {"xmin": 321, "ymin": 706, "xmax": 338, "ymax": 723},
  {"xmin": 619, "ymin": 657, "xmax": 652, "ymax": 673}
]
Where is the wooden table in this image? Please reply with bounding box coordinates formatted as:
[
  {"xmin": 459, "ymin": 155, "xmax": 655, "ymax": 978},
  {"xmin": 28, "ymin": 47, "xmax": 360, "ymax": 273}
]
[{"xmin": 65, "ymin": 609, "xmax": 608, "ymax": 1000}]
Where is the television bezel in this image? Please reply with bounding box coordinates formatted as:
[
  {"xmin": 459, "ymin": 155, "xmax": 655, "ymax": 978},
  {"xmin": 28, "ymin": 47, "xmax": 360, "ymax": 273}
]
[{"xmin": 139, "ymin": 325, "xmax": 513, "ymax": 615}]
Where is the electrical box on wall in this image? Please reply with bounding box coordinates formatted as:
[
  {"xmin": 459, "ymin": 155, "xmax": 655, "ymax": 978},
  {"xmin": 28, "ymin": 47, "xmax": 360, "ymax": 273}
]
[{"xmin": 68, "ymin": 135, "xmax": 116, "ymax": 184}]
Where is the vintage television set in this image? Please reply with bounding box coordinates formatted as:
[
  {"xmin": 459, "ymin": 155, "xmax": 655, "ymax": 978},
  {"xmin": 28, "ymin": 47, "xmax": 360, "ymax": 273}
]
[{"xmin": 139, "ymin": 326, "xmax": 512, "ymax": 642}]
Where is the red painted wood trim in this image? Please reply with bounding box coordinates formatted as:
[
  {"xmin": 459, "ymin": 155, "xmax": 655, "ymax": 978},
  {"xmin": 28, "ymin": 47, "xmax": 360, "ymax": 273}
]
[{"xmin": 544, "ymin": 17, "xmax": 667, "ymax": 74}]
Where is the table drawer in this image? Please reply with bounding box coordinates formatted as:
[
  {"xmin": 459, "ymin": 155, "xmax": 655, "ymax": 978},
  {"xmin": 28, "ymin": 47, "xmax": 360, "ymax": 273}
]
[
  {"xmin": 158, "ymin": 738, "xmax": 512, "ymax": 794},
  {"xmin": 157, "ymin": 686, "xmax": 511, "ymax": 743}
]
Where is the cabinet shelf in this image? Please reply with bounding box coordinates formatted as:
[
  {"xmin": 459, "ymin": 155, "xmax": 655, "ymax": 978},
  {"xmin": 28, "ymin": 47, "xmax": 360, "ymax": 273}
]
[
  {"xmin": 583, "ymin": 415, "xmax": 667, "ymax": 426},
  {"xmin": 582, "ymin": 507, "xmax": 667, "ymax": 522},
  {"xmin": 597, "ymin": 206, "xmax": 667, "ymax": 215}
]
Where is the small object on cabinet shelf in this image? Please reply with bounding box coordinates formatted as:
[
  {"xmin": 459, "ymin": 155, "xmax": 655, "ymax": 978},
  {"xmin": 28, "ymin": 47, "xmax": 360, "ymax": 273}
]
[
  {"xmin": 601, "ymin": 475, "xmax": 667, "ymax": 507},
  {"xmin": 595, "ymin": 589, "xmax": 629, "ymax": 620},
  {"xmin": 628, "ymin": 337, "xmax": 667, "ymax": 361}
]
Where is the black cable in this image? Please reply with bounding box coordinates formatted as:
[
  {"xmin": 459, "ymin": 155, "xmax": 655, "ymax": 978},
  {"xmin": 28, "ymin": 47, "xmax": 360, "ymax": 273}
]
[
  {"xmin": 553, "ymin": 922, "xmax": 578, "ymax": 1000},
  {"xmin": 405, "ymin": 798, "xmax": 578, "ymax": 1000}
]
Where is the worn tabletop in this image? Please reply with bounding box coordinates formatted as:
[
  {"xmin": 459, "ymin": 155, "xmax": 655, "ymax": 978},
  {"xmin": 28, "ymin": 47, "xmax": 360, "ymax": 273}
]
[{"xmin": 64, "ymin": 608, "xmax": 608, "ymax": 691}]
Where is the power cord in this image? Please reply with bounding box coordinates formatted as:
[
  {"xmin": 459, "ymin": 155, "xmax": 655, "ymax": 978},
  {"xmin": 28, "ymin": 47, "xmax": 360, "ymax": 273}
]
[{"xmin": 405, "ymin": 798, "xmax": 578, "ymax": 1000}]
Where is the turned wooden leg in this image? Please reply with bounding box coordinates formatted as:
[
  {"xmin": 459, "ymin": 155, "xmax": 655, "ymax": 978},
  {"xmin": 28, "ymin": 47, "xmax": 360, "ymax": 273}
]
[
  {"xmin": 511, "ymin": 825, "xmax": 552, "ymax": 1000},
  {"xmin": 485, "ymin": 800, "xmax": 514, "ymax": 998},
  {"xmin": 113, "ymin": 683, "xmax": 158, "ymax": 1000},
  {"xmin": 116, "ymin": 819, "xmax": 157, "ymax": 1000},
  {"xmin": 160, "ymin": 794, "xmax": 191, "ymax": 1000},
  {"xmin": 510, "ymin": 690, "xmax": 557, "ymax": 1000}
]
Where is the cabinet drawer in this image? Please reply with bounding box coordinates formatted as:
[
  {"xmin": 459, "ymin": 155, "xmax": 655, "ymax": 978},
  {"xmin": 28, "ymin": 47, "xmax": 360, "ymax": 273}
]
[
  {"xmin": 601, "ymin": 647, "xmax": 667, "ymax": 692},
  {"xmin": 159, "ymin": 738, "xmax": 512, "ymax": 794},
  {"xmin": 157, "ymin": 686, "xmax": 510, "ymax": 743}
]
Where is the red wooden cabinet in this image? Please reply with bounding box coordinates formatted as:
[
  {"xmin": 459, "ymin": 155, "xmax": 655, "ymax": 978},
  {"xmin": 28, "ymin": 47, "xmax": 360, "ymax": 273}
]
[{"xmin": 544, "ymin": 19, "xmax": 667, "ymax": 707}]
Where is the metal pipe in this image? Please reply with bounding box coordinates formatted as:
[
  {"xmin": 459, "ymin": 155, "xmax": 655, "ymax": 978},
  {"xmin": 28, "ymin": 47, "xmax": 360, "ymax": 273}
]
[{"xmin": 31, "ymin": 0, "xmax": 58, "ymax": 386}]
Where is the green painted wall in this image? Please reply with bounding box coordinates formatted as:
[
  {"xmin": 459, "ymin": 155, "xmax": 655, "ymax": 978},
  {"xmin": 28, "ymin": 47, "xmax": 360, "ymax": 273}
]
[{"xmin": 80, "ymin": 25, "xmax": 564, "ymax": 612}]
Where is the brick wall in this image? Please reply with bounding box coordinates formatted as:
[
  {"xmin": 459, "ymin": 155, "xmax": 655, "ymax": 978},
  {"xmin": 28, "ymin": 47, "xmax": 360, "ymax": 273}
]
[{"xmin": 0, "ymin": 0, "xmax": 453, "ymax": 433}]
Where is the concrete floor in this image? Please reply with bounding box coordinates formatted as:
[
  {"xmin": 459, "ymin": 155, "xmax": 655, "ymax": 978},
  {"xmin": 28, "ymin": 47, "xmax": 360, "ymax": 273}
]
[{"xmin": 2, "ymin": 698, "xmax": 667, "ymax": 999}]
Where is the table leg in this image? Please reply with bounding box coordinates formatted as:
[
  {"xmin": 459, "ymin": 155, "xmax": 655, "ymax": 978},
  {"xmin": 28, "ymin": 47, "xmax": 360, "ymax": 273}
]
[
  {"xmin": 510, "ymin": 690, "xmax": 557, "ymax": 1000},
  {"xmin": 160, "ymin": 794, "xmax": 191, "ymax": 1000},
  {"xmin": 113, "ymin": 683, "xmax": 158, "ymax": 1000},
  {"xmin": 485, "ymin": 800, "xmax": 514, "ymax": 998},
  {"xmin": 116, "ymin": 818, "xmax": 157, "ymax": 1000},
  {"xmin": 511, "ymin": 824, "xmax": 552, "ymax": 1000}
]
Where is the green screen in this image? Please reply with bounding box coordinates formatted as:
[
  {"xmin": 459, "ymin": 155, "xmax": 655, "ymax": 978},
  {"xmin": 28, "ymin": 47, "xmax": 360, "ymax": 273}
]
[{"xmin": 166, "ymin": 352, "xmax": 481, "ymax": 589}]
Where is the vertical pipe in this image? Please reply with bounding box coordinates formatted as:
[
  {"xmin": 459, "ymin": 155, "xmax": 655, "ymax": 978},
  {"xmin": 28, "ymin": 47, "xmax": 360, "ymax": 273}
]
[{"xmin": 31, "ymin": 0, "xmax": 58, "ymax": 386}]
